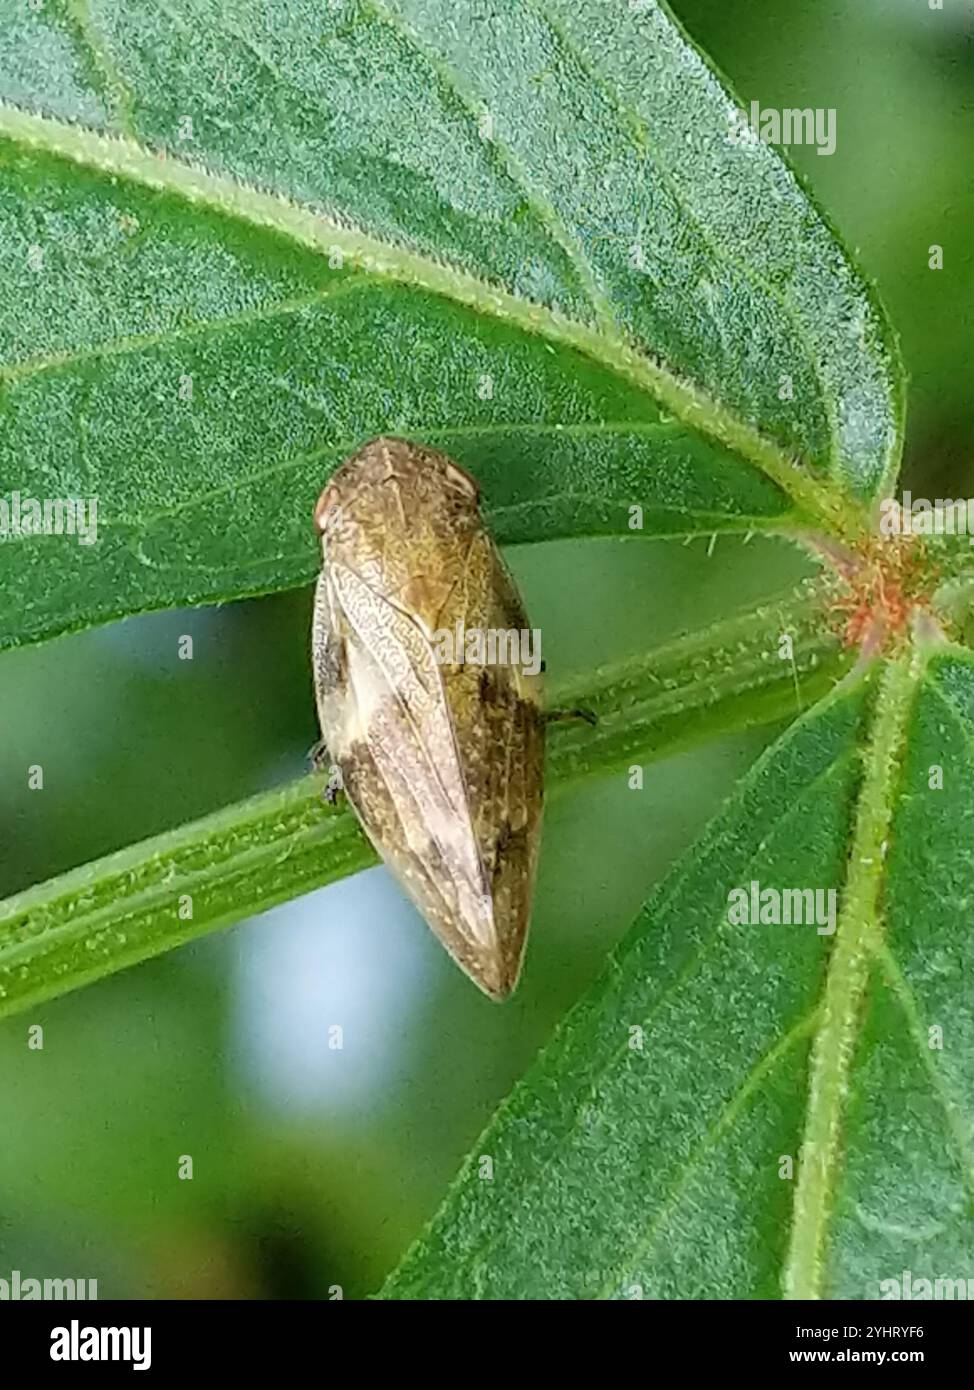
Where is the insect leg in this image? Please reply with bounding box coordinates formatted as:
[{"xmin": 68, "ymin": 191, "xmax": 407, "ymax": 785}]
[
  {"xmin": 545, "ymin": 707, "xmax": 598, "ymax": 727},
  {"xmin": 308, "ymin": 738, "xmax": 330, "ymax": 770},
  {"xmin": 323, "ymin": 765, "xmax": 345, "ymax": 805}
]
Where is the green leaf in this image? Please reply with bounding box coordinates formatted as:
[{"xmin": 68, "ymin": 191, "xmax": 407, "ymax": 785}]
[
  {"xmin": 819, "ymin": 650, "xmax": 974, "ymax": 1297},
  {"xmin": 0, "ymin": 0, "xmax": 902, "ymax": 649},
  {"xmin": 381, "ymin": 647, "xmax": 974, "ymax": 1300},
  {"xmin": 0, "ymin": 581, "xmax": 845, "ymax": 1020},
  {"xmin": 0, "ymin": 0, "xmax": 931, "ymax": 1306}
]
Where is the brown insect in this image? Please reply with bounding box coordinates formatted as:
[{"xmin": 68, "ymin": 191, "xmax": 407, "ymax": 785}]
[{"xmin": 311, "ymin": 437, "xmax": 545, "ymax": 999}]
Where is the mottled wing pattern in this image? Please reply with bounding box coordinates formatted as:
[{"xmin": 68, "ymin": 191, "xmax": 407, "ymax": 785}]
[
  {"xmin": 437, "ymin": 533, "xmax": 545, "ymax": 994},
  {"xmin": 311, "ymin": 436, "xmax": 544, "ymax": 999},
  {"xmin": 332, "ymin": 559, "xmax": 494, "ymax": 945},
  {"xmin": 316, "ymin": 570, "xmax": 508, "ymax": 989}
]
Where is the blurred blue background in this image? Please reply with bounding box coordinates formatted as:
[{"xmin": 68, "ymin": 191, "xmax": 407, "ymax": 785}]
[{"xmin": 1, "ymin": 0, "xmax": 971, "ymax": 1298}]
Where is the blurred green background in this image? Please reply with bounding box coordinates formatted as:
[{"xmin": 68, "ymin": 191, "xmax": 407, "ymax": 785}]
[{"xmin": 1, "ymin": 0, "xmax": 971, "ymax": 1299}]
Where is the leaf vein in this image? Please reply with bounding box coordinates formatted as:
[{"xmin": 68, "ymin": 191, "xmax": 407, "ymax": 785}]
[
  {"xmin": 0, "ymin": 99, "xmax": 858, "ymax": 535},
  {"xmin": 588, "ymin": 1008, "xmax": 820, "ymax": 1299}
]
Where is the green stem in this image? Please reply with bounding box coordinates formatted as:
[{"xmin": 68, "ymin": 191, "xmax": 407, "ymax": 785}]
[{"xmin": 0, "ymin": 580, "xmax": 847, "ymax": 1020}]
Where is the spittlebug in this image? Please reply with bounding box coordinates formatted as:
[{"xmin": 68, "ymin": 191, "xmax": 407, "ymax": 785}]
[{"xmin": 311, "ymin": 437, "xmax": 545, "ymax": 999}]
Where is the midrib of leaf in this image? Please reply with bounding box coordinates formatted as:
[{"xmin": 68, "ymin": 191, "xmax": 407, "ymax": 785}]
[
  {"xmin": 0, "ymin": 99, "xmax": 866, "ymax": 541},
  {"xmin": 783, "ymin": 645, "xmax": 925, "ymax": 1299}
]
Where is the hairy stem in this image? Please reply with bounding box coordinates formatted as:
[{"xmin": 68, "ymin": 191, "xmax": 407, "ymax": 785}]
[{"xmin": 0, "ymin": 579, "xmax": 847, "ymax": 1019}]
